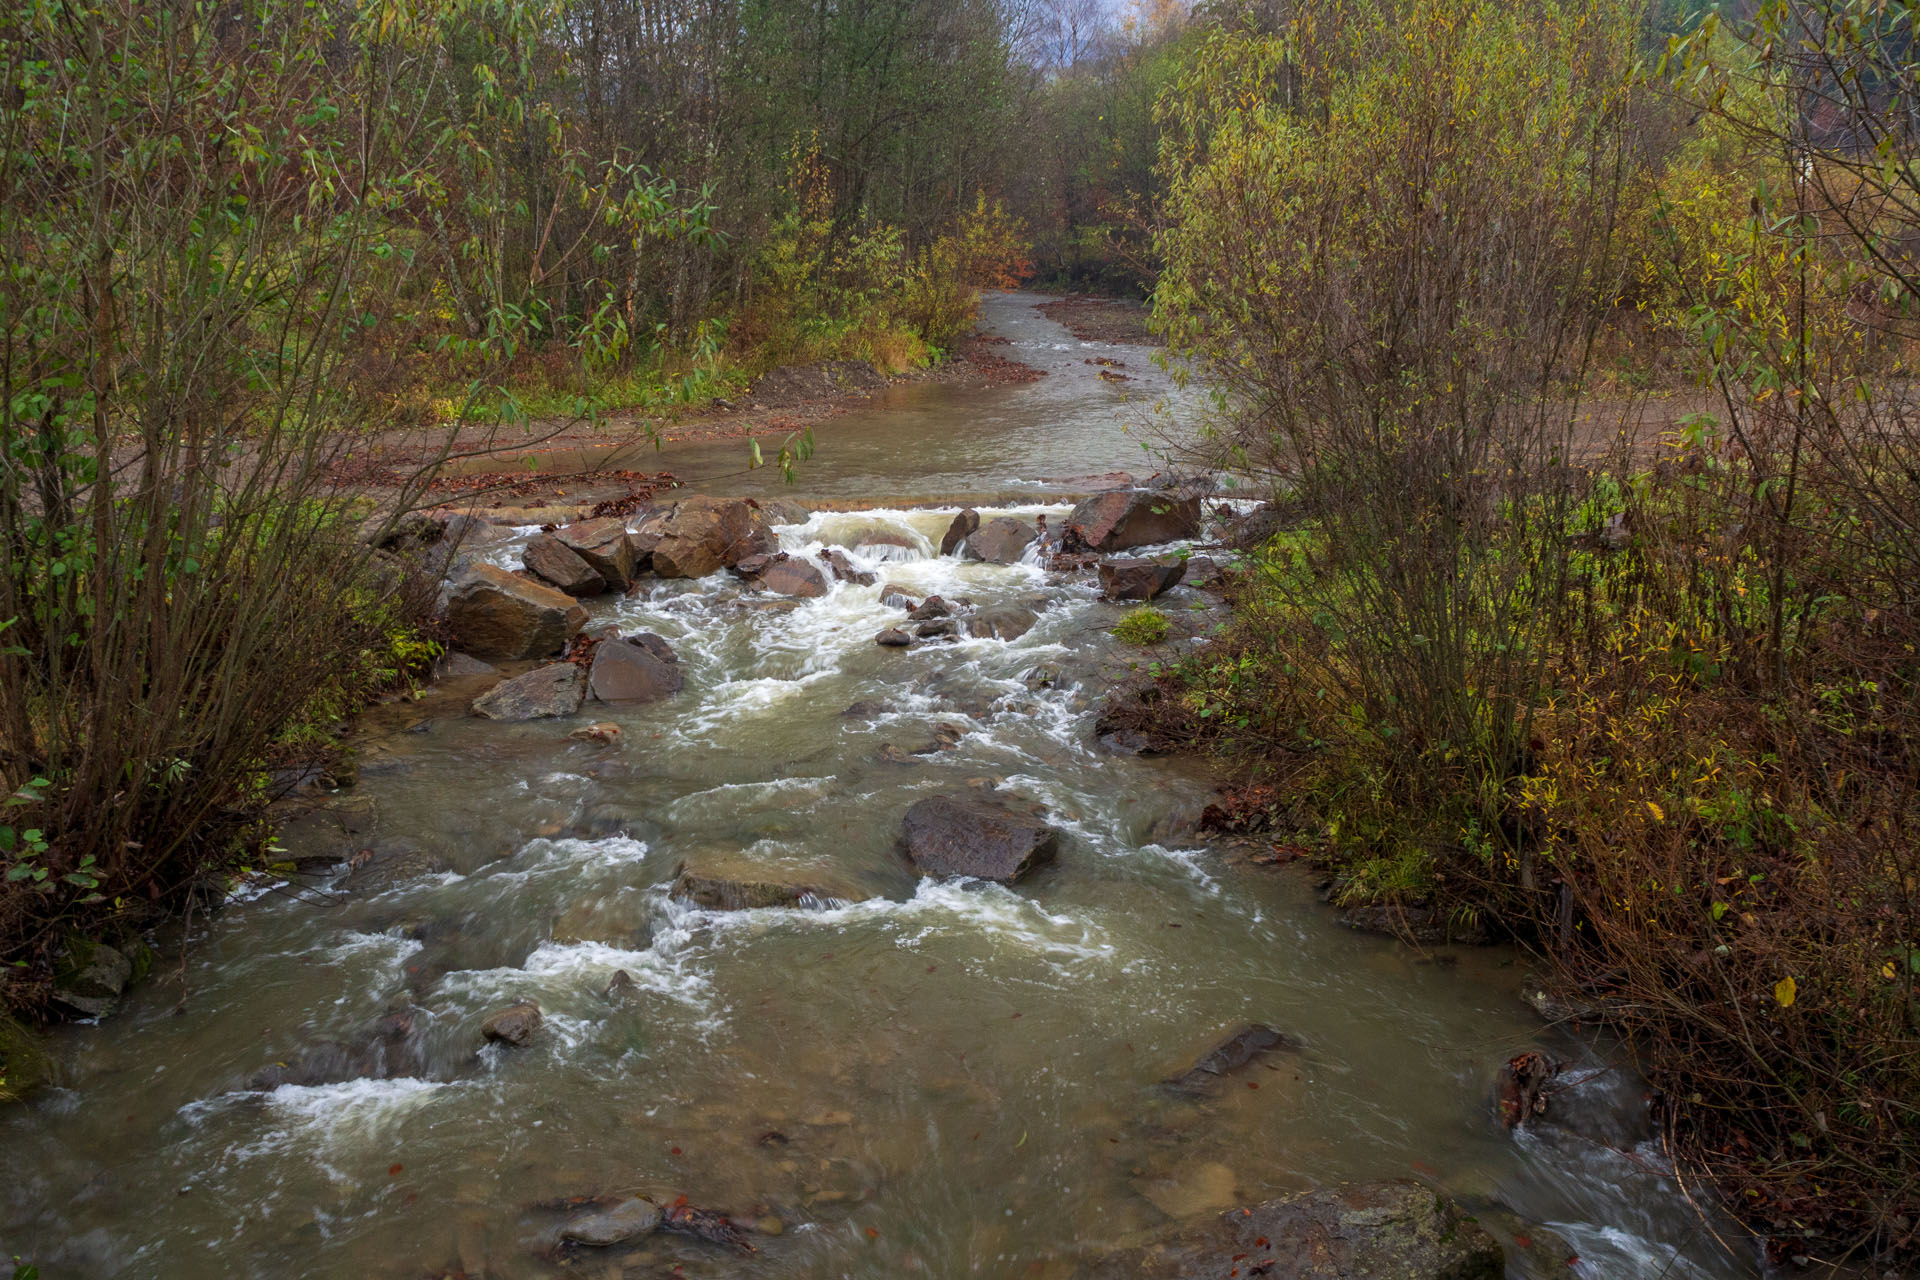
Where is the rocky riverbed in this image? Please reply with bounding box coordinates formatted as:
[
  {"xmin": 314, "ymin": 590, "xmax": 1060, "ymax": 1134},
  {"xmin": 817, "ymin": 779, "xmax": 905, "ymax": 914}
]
[{"xmin": 2, "ymin": 295, "xmax": 1756, "ymax": 1280}]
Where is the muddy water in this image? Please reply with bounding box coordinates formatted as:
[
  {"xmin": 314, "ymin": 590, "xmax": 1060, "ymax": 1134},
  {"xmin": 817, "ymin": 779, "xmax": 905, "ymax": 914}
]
[
  {"xmin": 3, "ymin": 302, "xmax": 1753, "ymax": 1279},
  {"xmin": 457, "ymin": 292, "xmax": 1207, "ymax": 505}
]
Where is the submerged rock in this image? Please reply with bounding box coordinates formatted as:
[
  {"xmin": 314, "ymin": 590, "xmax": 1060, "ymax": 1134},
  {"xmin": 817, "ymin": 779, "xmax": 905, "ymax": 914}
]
[
  {"xmin": 446, "ymin": 564, "xmax": 587, "ymax": 661},
  {"xmin": 897, "ymin": 793, "xmax": 1060, "ymax": 882},
  {"xmin": 248, "ymin": 1008, "xmax": 428, "ymax": 1089},
  {"xmin": 963, "ymin": 604, "xmax": 1039, "ymax": 640},
  {"xmin": 962, "ymin": 516, "xmax": 1036, "ymax": 564},
  {"xmin": 939, "ymin": 508, "xmax": 980, "ymax": 556},
  {"xmin": 1161, "ymin": 1024, "xmax": 1302, "ymax": 1095},
  {"xmin": 1066, "ymin": 487, "xmax": 1203, "ymax": 553},
  {"xmin": 603, "ymin": 970, "xmax": 639, "ymax": 1004},
  {"xmin": 561, "ymin": 1196, "xmax": 661, "ymax": 1246},
  {"xmin": 472, "ymin": 663, "xmax": 586, "ymax": 721},
  {"xmin": 1099, "ymin": 556, "xmax": 1187, "ymax": 602},
  {"xmin": 1075, "ymin": 1180, "xmax": 1502, "ymax": 1279},
  {"xmin": 879, "ymin": 583, "xmax": 920, "ymax": 610},
  {"xmin": 522, "ymin": 532, "xmax": 604, "ymax": 596},
  {"xmin": 480, "ymin": 1001, "xmax": 542, "ymax": 1046},
  {"xmin": 669, "ymin": 855, "xmax": 866, "ymax": 911},
  {"xmin": 588, "ymin": 633, "xmax": 684, "ymax": 705}
]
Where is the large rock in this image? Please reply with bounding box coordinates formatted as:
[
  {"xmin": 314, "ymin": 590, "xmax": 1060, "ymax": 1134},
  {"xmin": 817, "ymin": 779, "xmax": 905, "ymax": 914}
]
[
  {"xmin": 1099, "ymin": 557, "xmax": 1187, "ymax": 601},
  {"xmin": 646, "ymin": 496, "xmax": 778, "ymax": 579},
  {"xmin": 939, "ymin": 509, "xmax": 980, "ymax": 556},
  {"xmin": 897, "ymin": 793, "xmax": 1060, "ymax": 882},
  {"xmin": 962, "ymin": 517, "xmax": 1036, "ymax": 564},
  {"xmin": 446, "ymin": 564, "xmax": 587, "ymax": 660},
  {"xmin": 1076, "ymin": 1181, "xmax": 1503, "ymax": 1280},
  {"xmin": 1066, "ymin": 488, "xmax": 1203, "ymax": 553},
  {"xmin": 472, "ymin": 663, "xmax": 586, "ymax": 720},
  {"xmin": 52, "ymin": 941, "xmax": 134, "ymax": 1018},
  {"xmin": 588, "ymin": 634, "xmax": 684, "ymax": 705},
  {"xmin": 669, "ymin": 854, "xmax": 867, "ymax": 911},
  {"xmin": 554, "ymin": 518, "xmax": 638, "ymax": 591},
  {"xmin": 750, "ymin": 554, "xmax": 830, "ymax": 598},
  {"xmin": 523, "ymin": 533, "xmax": 604, "ymax": 597}
]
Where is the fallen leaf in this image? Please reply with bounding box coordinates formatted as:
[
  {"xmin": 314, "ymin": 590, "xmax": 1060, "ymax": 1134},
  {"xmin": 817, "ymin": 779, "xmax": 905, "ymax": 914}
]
[
  {"xmin": 1774, "ymin": 975, "xmax": 1798, "ymax": 1007},
  {"xmin": 388, "ymin": 1163, "xmax": 403, "ymax": 1177}
]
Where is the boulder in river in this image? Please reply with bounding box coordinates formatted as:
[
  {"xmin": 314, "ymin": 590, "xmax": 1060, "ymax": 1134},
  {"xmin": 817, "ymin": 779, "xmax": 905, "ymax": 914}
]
[
  {"xmin": 875, "ymin": 628, "xmax": 913, "ymax": 647},
  {"xmin": 963, "ymin": 516, "xmax": 1036, "ymax": 564},
  {"xmin": 1099, "ymin": 556, "xmax": 1187, "ymax": 601},
  {"xmin": 1075, "ymin": 1180, "xmax": 1502, "ymax": 1280},
  {"xmin": 447, "ymin": 564, "xmax": 588, "ymax": 661},
  {"xmin": 522, "ymin": 532, "xmax": 604, "ymax": 597},
  {"xmin": 670, "ymin": 854, "xmax": 866, "ymax": 911},
  {"xmin": 553, "ymin": 518, "xmax": 639, "ymax": 592},
  {"xmin": 964, "ymin": 604, "xmax": 1039, "ymax": 640},
  {"xmin": 51, "ymin": 941, "xmax": 134, "ymax": 1019},
  {"xmin": 588, "ymin": 633, "xmax": 684, "ymax": 705},
  {"xmin": 472, "ymin": 663, "xmax": 586, "ymax": 721},
  {"xmin": 939, "ymin": 508, "xmax": 980, "ymax": 556},
  {"xmin": 751, "ymin": 553, "xmax": 830, "ymax": 598},
  {"xmin": 820, "ymin": 548, "xmax": 877, "ymax": 585},
  {"xmin": 1066, "ymin": 487, "xmax": 1203, "ymax": 553},
  {"xmin": 1161, "ymin": 1024, "xmax": 1302, "ymax": 1095},
  {"xmin": 879, "ymin": 584, "xmax": 920, "ymax": 610},
  {"xmin": 755, "ymin": 498, "xmax": 811, "ymax": 526},
  {"xmin": 646, "ymin": 496, "xmax": 778, "ymax": 578},
  {"xmin": 898, "ymin": 793, "xmax": 1060, "ymax": 882},
  {"xmin": 907, "ymin": 595, "xmax": 952, "ymax": 621},
  {"xmin": 480, "ymin": 1001, "xmax": 542, "ymax": 1046},
  {"xmin": 561, "ymin": 1196, "xmax": 661, "ymax": 1246}
]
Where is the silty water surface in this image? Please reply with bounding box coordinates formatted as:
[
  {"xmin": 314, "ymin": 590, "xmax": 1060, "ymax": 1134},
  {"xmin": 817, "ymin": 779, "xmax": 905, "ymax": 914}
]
[{"xmin": 1, "ymin": 305, "xmax": 1755, "ymax": 1280}]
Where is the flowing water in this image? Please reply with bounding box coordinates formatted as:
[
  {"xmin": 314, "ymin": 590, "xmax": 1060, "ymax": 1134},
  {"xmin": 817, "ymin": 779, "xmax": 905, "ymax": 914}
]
[{"xmin": 3, "ymin": 296, "xmax": 1756, "ymax": 1279}]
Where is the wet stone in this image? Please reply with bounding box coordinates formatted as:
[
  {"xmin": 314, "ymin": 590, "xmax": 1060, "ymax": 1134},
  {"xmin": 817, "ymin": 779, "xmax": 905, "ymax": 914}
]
[
  {"xmin": 471, "ymin": 663, "xmax": 586, "ymax": 721},
  {"xmin": 1161, "ymin": 1024, "xmax": 1302, "ymax": 1095},
  {"xmin": 939, "ymin": 508, "xmax": 980, "ymax": 556},
  {"xmin": 962, "ymin": 516, "xmax": 1036, "ymax": 564},
  {"xmin": 1076, "ymin": 1180, "xmax": 1502, "ymax": 1279},
  {"xmin": 522, "ymin": 532, "xmax": 604, "ymax": 596},
  {"xmin": 481, "ymin": 1001, "xmax": 542, "ymax": 1046},
  {"xmin": 669, "ymin": 855, "xmax": 866, "ymax": 911},
  {"xmin": 875, "ymin": 628, "xmax": 913, "ymax": 647},
  {"xmin": 561, "ymin": 1196, "xmax": 661, "ymax": 1246},
  {"xmin": 907, "ymin": 595, "xmax": 953, "ymax": 621},
  {"xmin": 588, "ymin": 633, "xmax": 684, "ymax": 705},
  {"xmin": 898, "ymin": 792, "xmax": 1061, "ymax": 882}
]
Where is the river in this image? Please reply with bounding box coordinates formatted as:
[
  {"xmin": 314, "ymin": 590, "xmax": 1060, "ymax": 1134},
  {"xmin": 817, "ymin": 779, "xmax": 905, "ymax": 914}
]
[{"xmin": 1, "ymin": 295, "xmax": 1753, "ymax": 1278}]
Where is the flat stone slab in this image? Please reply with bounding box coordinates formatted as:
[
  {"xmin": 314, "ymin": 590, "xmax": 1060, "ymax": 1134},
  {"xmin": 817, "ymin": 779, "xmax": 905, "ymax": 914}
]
[{"xmin": 472, "ymin": 663, "xmax": 585, "ymax": 720}]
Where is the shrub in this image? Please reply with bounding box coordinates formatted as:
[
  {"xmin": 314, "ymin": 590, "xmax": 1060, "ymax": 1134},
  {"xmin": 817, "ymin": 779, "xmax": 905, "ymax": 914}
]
[{"xmin": 1113, "ymin": 607, "xmax": 1171, "ymax": 645}]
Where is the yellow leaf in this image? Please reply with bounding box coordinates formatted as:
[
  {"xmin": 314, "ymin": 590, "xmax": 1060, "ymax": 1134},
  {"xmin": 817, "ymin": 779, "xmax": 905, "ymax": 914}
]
[
  {"xmin": 1644, "ymin": 801, "xmax": 1665, "ymax": 822},
  {"xmin": 1774, "ymin": 976, "xmax": 1797, "ymax": 1008}
]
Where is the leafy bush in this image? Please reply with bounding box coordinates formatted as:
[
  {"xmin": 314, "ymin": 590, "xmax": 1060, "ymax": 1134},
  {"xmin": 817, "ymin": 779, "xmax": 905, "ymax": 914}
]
[{"xmin": 1113, "ymin": 607, "xmax": 1171, "ymax": 646}]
